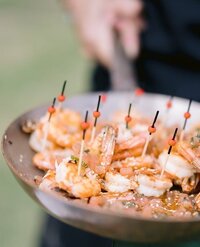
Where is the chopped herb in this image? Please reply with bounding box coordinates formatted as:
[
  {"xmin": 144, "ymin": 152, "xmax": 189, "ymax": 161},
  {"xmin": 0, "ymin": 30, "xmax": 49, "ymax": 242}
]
[
  {"xmin": 190, "ymin": 134, "xmax": 200, "ymax": 148},
  {"xmin": 71, "ymin": 155, "xmax": 88, "ymax": 168},
  {"xmin": 122, "ymin": 201, "xmax": 136, "ymax": 208}
]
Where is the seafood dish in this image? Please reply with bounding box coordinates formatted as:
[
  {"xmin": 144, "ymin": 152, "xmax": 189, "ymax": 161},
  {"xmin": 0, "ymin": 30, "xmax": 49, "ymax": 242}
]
[{"xmin": 23, "ymin": 96, "xmax": 200, "ymax": 220}]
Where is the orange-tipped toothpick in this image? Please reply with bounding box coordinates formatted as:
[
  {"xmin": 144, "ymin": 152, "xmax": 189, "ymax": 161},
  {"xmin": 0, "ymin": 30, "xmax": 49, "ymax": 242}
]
[
  {"xmin": 134, "ymin": 87, "xmax": 145, "ymax": 97},
  {"xmin": 57, "ymin": 80, "xmax": 67, "ymax": 110},
  {"xmin": 125, "ymin": 103, "xmax": 132, "ymax": 129},
  {"xmin": 160, "ymin": 128, "xmax": 178, "ymax": 178},
  {"xmin": 162, "ymin": 96, "xmax": 173, "ymax": 125},
  {"xmin": 141, "ymin": 110, "xmax": 159, "ymax": 159},
  {"xmin": 180, "ymin": 99, "xmax": 192, "ymax": 142},
  {"xmin": 101, "ymin": 94, "xmax": 107, "ymax": 103},
  {"xmin": 166, "ymin": 96, "xmax": 173, "ymax": 110},
  {"xmin": 42, "ymin": 97, "xmax": 56, "ymax": 151},
  {"xmin": 134, "ymin": 87, "xmax": 144, "ymax": 109},
  {"xmin": 90, "ymin": 95, "xmax": 101, "ymax": 143},
  {"xmin": 78, "ymin": 110, "xmax": 90, "ymax": 176}
]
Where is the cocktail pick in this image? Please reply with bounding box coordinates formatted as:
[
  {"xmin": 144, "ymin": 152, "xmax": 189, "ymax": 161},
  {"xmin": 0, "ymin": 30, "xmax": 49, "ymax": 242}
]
[
  {"xmin": 134, "ymin": 87, "xmax": 144, "ymax": 109},
  {"xmin": 180, "ymin": 99, "xmax": 192, "ymax": 142},
  {"xmin": 141, "ymin": 110, "xmax": 159, "ymax": 159},
  {"xmin": 101, "ymin": 94, "xmax": 107, "ymax": 103},
  {"xmin": 78, "ymin": 110, "xmax": 90, "ymax": 176},
  {"xmin": 162, "ymin": 96, "xmax": 173, "ymax": 125},
  {"xmin": 90, "ymin": 95, "xmax": 101, "ymax": 143},
  {"xmin": 160, "ymin": 128, "xmax": 178, "ymax": 178},
  {"xmin": 125, "ymin": 103, "xmax": 132, "ymax": 129},
  {"xmin": 166, "ymin": 96, "xmax": 173, "ymax": 110},
  {"xmin": 42, "ymin": 97, "xmax": 56, "ymax": 151},
  {"xmin": 134, "ymin": 87, "xmax": 145, "ymax": 97},
  {"xmin": 57, "ymin": 80, "xmax": 67, "ymax": 110}
]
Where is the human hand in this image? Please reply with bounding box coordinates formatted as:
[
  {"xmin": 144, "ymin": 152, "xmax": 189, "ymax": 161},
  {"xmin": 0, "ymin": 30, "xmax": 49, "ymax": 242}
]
[{"xmin": 65, "ymin": 0, "xmax": 144, "ymax": 68}]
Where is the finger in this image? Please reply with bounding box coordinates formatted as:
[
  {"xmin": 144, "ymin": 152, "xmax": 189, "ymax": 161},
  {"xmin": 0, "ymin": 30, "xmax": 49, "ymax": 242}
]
[
  {"xmin": 71, "ymin": 0, "xmax": 113, "ymax": 67},
  {"xmin": 92, "ymin": 25, "xmax": 113, "ymax": 67},
  {"xmin": 79, "ymin": 21, "xmax": 113, "ymax": 68},
  {"xmin": 116, "ymin": 18, "xmax": 142, "ymax": 58},
  {"xmin": 115, "ymin": 15, "xmax": 146, "ymax": 34},
  {"xmin": 109, "ymin": 0, "xmax": 143, "ymax": 18}
]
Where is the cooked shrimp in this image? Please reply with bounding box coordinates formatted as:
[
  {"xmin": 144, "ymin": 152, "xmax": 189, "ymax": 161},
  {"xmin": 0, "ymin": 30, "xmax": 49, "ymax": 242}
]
[
  {"xmin": 136, "ymin": 173, "xmax": 173, "ymax": 197},
  {"xmin": 104, "ymin": 172, "xmax": 137, "ymax": 193},
  {"xmin": 113, "ymin": 134, "xmax": 146, "ymax": 162},
  {"xmin": 158, "ymin": 150, "xmax": 197, "ymax": 179},
  {"xmin": 91, "ymin": 125, "xmax": 116, "ymax": 165},
  {"xmin": 48, "ymin": 109, "xmax": 82, "ymax": 148},
  {"xmin": 112, "ymin": 148, "xmax": 144, "ymax": 161},
  {"xmin": 29, "ymin": 128, "xmax": 56, "ymax": 152},
  {"xmin": 195, "ymin": 193, "xmax": 200, "ymax": 211},
  {"xmin": 33, "ymin": 149, "xmax": 73, "ymax": 171},
  {"xmin": 115, "ymin": 134, "xmax": 146, "ymax": 153},
  {"xmin": 120, "ymin": 167, "xmax": 134, "ymax": 177},
  {"xmin": 122, "ymin": 155, "xmax": 159, "ymax": 170},
  {"xmin": 55, "ymin": 159, "xmax": 101, "ymax": 198},
  {"xmin": 74, "ymin": 125, "xmax": 117, "ymax": 175},
  {"xmin": 31, "ymin": 109, "xmax": 82, "ymax": 150},
  {"xmin": 112, "ymin": 119, "xmax": 150, "ymax": 161},
  {"xmin": 39, "ymin": 170, "xmax": 57, "ymax": 191},
  {"xmin": 178, "ymin": 174, "xmax": 200, "ymax": 193},
  {"xmin": 111, "ymin": 155, "xmax": 159, "ymax": 176},
  {"xmin": 176, "ymin": 141, "xmax": 200, "ymax": 171},
  {"xmin": 49, "ymin": 129, "xmax": 81, "ymax": 148},
  {"xmin": 116, "ymin": 123, "xmax": 133, "ymax": 144}
]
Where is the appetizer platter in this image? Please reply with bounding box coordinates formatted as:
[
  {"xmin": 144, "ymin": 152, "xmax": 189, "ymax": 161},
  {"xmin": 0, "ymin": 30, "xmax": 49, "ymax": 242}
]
[{"xmin": 2, "ymin": 86, "xmax": 200, "ymax": 243}]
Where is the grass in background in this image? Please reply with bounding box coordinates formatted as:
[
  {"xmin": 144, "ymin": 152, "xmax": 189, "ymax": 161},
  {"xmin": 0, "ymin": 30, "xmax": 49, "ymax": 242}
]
[{"xmin": 0, "ymin": 0, "xmax": 90, "ymax": 246}]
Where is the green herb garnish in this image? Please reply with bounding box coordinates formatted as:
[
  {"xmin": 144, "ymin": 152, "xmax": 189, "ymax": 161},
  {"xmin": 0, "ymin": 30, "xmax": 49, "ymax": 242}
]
[{"xmin": 71, "ymin": 155, "xmax": 88, "ymax": 168}]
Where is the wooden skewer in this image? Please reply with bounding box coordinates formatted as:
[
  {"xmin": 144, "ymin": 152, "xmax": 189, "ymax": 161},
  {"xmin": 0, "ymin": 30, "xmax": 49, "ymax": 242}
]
[
  {"xmin": 78, "ymin": 110, "xmax": 89, "ymax": 176},
  {"xmin": 57, "ymin": 80, "xmax": 67, "ymax": 110},
  {"xmin": 162, "ymin": 96, "xmax": 173, "ymax": 126},
  {"xmin": 134, "ymin": 87, "xmax": 144, "ymax": 109},
  {"xmin": 160, "ymin": 128, "xmax": 178, "ymax": 178},
  {"xmin": 101, "ymin": 94, "xmax": 107, "ymax": 103},
  {"xmin": 42, "ymin": 97, "xmax": 56, "ymax": 151},
  {"xmin": 90, "ymin": 95, "xmax": 101, "ymax": 143},
  {"xmin": 78, "ymin": 139, "xmax": 85, "ymax": 176},
  {"xmin": 141, "ymin": 134, "xmax": 151, "ymax": 159},
  {"xmin": 134, "ymin": 87, "xmax": 144, "ymax": 97},
  {"xmin": 141, "ymin": 110, "xmax": 159, "ymax": 159},
  {"xmin": 180, "ymin": 99, "xmax": 192, "ymax": 142},
  {"xmin": 125, "ymin": 103, "xmax": 132, "ymax": 129}
]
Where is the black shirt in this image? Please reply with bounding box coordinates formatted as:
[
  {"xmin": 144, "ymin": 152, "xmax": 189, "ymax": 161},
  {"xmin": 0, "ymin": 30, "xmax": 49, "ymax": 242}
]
[{"xmin": 92, "ymin": 0, "xmax": 200, "ymax": 102}]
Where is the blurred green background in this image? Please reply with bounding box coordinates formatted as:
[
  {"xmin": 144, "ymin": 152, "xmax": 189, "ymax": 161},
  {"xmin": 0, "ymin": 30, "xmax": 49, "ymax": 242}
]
[{"xmin": 0, "ymin": 0, "xmax": 90, "ymax": 246}]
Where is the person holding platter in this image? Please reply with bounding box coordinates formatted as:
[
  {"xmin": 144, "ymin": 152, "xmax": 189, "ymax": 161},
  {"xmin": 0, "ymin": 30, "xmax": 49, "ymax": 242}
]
[{"xmin": 40, "ymin": 1, "xmax": 200, "ymax": 247}]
